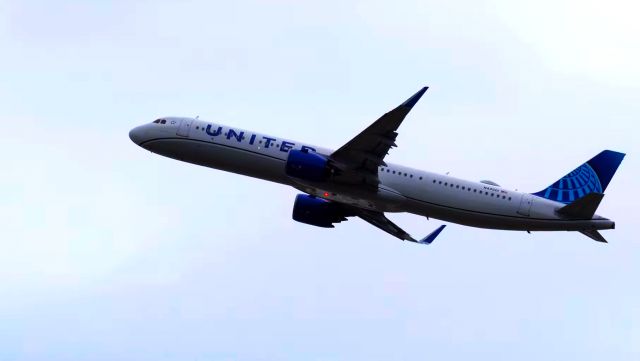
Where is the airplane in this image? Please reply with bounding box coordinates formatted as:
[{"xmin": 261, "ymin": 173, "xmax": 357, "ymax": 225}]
[{"xmin": 129, "ymin": 87, "xmax": 625, "ymax": 244}]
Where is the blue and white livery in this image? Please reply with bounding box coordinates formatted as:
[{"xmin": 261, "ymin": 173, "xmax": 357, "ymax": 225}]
[{"xmin": 129, "ymin": 87, "xmax": 625, "ymax": 244}]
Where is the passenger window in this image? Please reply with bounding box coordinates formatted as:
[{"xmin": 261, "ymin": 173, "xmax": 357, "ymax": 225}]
[
  {"xmin": 444, "ymin": 182, "xmax": 447, "ymax": 186},
  {"xmin": 456, "ymin": 185, "xmax": 459, "ymax": 189}
]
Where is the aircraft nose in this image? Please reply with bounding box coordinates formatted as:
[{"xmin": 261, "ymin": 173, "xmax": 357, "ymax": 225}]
[{"xmin": 129, "ymin": 126, "xmax": 145, "ymax": 145}]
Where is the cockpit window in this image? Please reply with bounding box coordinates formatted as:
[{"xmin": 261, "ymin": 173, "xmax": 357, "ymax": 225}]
[
  {"xmin": 160, "ymin": 119, "xmax": 166, "ymax": 124},
  {"xmin": 153, "ymin": 119, "xmax": 160, "ymax": 123},
  {"xmin": 153, "ymin": 119, "xmax": 167, "ymax": 124}
]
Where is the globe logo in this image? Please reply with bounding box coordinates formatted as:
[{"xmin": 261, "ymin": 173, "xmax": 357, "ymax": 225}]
[{"xmin": 540, "ymin": 163, "xmax": 603, "ymax": 204}]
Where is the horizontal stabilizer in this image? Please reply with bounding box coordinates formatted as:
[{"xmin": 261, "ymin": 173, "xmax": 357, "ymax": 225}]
[
  {"xmin": 580, "ymin": 229, "xmax": 608, "ymax": 243},
  {"xmin": 556, "ymin": 193, "xmax": 604, "ymax": 219}
]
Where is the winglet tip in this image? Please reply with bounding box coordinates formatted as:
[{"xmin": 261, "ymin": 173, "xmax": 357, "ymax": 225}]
[
  {"xmin": 419, "ymin": 224, "xmax": 446, "ymax": 244},
  {"xmin": 401, "ymin": 86, "xmax": 429, "ymax": 109}
]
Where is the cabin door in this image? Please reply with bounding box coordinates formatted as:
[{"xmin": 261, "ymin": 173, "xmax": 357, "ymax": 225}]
[{"xmin": 177, "ymin": 118, "xmax": 193, "ymax": 137}]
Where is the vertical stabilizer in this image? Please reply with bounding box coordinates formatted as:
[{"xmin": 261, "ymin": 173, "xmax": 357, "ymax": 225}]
[{"xmin": 533, "ymin": 150, "xmax": 625, "ymax": 204}]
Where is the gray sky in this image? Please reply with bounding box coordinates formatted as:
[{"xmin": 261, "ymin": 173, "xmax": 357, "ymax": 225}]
[{"xmin": 1, "ymin": 0, "xmax": 638, "ymax": 360}]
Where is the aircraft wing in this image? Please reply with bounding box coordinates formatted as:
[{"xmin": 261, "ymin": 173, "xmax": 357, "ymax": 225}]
[
  {"xmin": 354, "ymin": 208, "xmax": 445, "ymax": 244},
  {"xmin": 330, "ymin": 87, "xmax": 428, "ymax": 187}
]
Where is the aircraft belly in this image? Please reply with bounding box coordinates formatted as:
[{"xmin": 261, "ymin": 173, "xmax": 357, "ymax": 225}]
[
  {"xmin": 142, "ymin": 139, "xmax": 291, "ymax": 184},
  {"xmin": 403, "ymin": 199, "xmax": 613, "ymax": 231},
  {"xmin": 290, "ymin": 180, "xmax": 405, "ymax": 212}
]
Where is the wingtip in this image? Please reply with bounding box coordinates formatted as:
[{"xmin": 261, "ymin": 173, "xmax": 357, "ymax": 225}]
[
  {"xmin": 401, "ymin": 86, "xmax": 429, "ymax": 110},
  {"xmin": 419, "ymin": 224, "xmax": 446, "ymax": 244}
]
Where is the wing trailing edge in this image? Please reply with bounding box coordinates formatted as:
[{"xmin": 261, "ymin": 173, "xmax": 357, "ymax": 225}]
[{"xmin": 355, "ymin": 208, "xmax": 445, "ymax": 245}]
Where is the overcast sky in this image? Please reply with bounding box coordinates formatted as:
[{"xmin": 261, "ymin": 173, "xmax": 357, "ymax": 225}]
[{"xmin": 0, "ymin": 0, "xmax": 638, "ymax": 360}]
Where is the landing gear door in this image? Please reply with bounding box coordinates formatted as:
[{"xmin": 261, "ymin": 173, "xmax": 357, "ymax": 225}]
[
  {"xmin": 517, "ymin": 193, "xmax": 533, "ymax": 216},
  {"xmin": 177, "ymin": 118, "xmax": 193, "ymax": 137}
]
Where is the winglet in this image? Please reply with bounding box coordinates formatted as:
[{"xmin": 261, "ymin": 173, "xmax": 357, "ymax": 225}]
[
  {"xmin": 400, "ymin": 87, "xmax": 429, "ymax": 110},
  {"xmin": 418, "ymin": 225, "xmax": 446, "ymax": 244}
]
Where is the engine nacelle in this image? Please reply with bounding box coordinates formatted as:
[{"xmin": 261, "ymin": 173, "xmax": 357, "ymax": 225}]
[
  {"xmin": 285, "ymin": 149, "xmax": 330, "ymax": 182},
  {"xmin": 292, "ymin": 194, "xmax": 352, "ymax": 228}
]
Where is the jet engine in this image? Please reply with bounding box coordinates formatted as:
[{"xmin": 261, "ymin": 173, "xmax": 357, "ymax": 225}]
[
  {"xmin": 292, "ymin": 194, "xmax": 353, "ymax": 228},
  {"xmin": 285, "ymin": 149, "xmax": 330, "ymax": 182}
]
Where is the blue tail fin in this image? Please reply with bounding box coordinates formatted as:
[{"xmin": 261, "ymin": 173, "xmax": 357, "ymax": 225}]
[{"xmin": 533, "ymin": 150, "xmax": 625, "ymax": 204}]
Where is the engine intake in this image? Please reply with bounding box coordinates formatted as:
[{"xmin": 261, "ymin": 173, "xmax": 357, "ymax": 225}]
[
  {"xmin": 292, "ymin": 194, "xmax": 352, "ymax": 228},
  {"xmin": 285, "ymin": 149, "xmax": 330, "ymax": 182}
]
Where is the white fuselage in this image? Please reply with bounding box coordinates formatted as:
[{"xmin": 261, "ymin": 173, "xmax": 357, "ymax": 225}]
[{"xmin": 129, "ymin": 117, "xmax": 614, "ymax": 232}]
